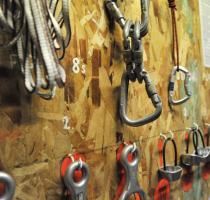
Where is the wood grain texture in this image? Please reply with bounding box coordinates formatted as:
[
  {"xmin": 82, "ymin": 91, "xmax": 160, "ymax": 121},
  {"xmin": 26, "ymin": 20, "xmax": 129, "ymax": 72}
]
[{"xmin": 0, "ymin": 0, "xmax": 210, "ymax": 199}]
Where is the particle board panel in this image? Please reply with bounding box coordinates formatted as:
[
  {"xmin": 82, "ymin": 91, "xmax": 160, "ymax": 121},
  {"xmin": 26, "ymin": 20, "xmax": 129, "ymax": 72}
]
[{"xmin": 0, "ymin": 0, "xmax": 209, "ymax": 199}]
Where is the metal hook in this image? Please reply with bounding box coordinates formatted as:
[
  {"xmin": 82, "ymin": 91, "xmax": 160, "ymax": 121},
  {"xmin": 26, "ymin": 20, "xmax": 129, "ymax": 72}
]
[
  {"xmin": 160, "ymin": 133, "xmax": 167, "ymax": 140},
  {"xmin": 193, "ymin": 123, "xmax": 199, "ymax": 131},
  {"xmin": 168, "ymin": 130, "xmax": 174, "ymax": 139},
  {"xmin": 131, "ymin": 143, "xmax": 137, "ymax": 153},
  {"xmin": 78, "ymin": 158, "xmax": 83, "ymax": 170}
]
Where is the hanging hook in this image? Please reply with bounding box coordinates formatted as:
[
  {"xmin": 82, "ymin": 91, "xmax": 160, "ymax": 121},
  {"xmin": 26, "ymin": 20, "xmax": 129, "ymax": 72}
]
[
  {"xmin": 160, "ymin": 133, "xmax": 167, "ymax": 140},
  {"xmin": 168, "ymin": 130, "xmax": 174, "ymax": 139}
]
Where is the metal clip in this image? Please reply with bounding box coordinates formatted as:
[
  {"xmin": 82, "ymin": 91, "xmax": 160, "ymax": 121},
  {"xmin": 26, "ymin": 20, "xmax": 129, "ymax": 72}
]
[
  {"xmin": 168, "ymin": 66, "xmax": 192, "ymax": 106},
  {"xmin": 0, "ymin": 172, "xmax": 15, "ymax": 200},
  {"xmin": 123, "ymin": 20, "xmax": 136, "ymax": 82},
  {"xmin": 64, "ymin": 161, "xmax": 90, "ymax": 200},
  {"xmin": 120, "ymin": 71, "xmax": 162, "ymax": 127},
  {"xmin": 104, "ymin": 0, "xmax": 149, "ymax": 37},
  {"xmin": 119, "ymin": 144, "xmax": 146, "ymax": 200},
  {"xmin": 158, "ymin": 138, "xmax": 182, "ymax": 182},
  {"xmin": 104, "ymin": 0, "xmax": 126, "ymax": 28}
]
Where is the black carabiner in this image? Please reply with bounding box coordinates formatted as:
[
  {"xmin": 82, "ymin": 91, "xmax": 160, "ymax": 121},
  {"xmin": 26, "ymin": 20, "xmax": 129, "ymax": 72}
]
[
  {"xmin": 158, "ymin": 138, "xmax": 182, "ymax": 182},
  {"xmin": 120, "ymin": 71, "xmax": 162, "ymax": 127}
]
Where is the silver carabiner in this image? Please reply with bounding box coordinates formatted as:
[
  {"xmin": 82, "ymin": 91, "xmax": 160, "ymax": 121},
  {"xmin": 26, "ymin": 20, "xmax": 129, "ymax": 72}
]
[
  {"xmin": 64, "ymin": 161, "xmax": 90, "ymax": 200},
  {"xmin": 120, "ymin": 71, "xmax": 162, "ymax": 127},
  {"xmin": 168, "ymin": 66, "xmax": 192, "ymax": 106},
  {"xmin": 104, "ymin": 0, "xmax": 149, "ymax": 37},
  {"xmin": 0, "ymin": 172, "xmax": 15, "ymax": 200},
  {"xmin": 119, "ymin": 144, "xmax": 146, "ymax": 200}
]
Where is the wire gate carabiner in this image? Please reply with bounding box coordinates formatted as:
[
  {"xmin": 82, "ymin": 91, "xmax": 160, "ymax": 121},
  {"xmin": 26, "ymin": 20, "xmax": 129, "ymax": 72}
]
[
  {"xmin": 61, "ymin": 153, "xmax": 90, "ymax": 200},
  {"xmin": 168, "ymin": 66, "xmax": 192, "ymax": 108},
  {"xmin": 114, "ymin": 143, "xmax": 146, "ymax": 200},
  {"xmin": 105, "ymin": 0, "xmax": 162, "ymax": 127},
  {"xmin": 0, "ymin": 171, "xmax": 15, "ymax": 200}
]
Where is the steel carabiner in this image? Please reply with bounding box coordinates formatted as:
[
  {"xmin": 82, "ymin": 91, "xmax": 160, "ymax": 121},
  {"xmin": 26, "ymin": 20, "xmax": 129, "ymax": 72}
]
[
  {"xmin": 168, "ymin": 66, "xmax": 192, "ymax": 107},
  {"xmin": 64, "ymin": 160, "xmax": 90, "ymax": 200},
  {"xmin": 0, "ymin": 172, "xmax": 15, "ymax": 200},
  {"xmin": 119, "ymin": 144, "xmax": 146, "ymax": 200},
  {"xmin": 120, "ymin": 70, "xmax": 162, "ymax": 127},
  {"xmin": 104, "ymin": 0, "xmax": 149, "ymax": 37}
]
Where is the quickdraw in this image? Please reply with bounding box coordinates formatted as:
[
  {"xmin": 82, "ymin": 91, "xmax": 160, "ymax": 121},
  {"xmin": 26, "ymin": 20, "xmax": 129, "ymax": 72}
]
[
  {"xmin": 0, "ymin": 171, "xmax": 15, "ymax": 200},
  {"xmin": 0, "ymin": 0, "xmax": 71, "ymax": 100},
  {"xmin": 61, "ymin": 153, "xmax": 89, "ymax": 200},
  {"xmin": 167, "ymin": 0, "xmax": 192, "ymax": 109},
  {"xmin": 114, "ymin": 142, "xmax": 146, "ymax": 200},
  {"xmin": 105, "ymin": 0, "xmax": 162, "ymax": 127},
  {"xmin": 158, "ymin": 137, "xmax": 182, "ymax": 182}
]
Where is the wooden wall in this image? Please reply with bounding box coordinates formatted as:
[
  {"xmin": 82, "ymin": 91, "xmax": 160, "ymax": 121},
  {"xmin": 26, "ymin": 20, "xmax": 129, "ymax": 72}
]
[{"xmin": 0, "ymin": 0, "xmax": 210, "ymax": 199}]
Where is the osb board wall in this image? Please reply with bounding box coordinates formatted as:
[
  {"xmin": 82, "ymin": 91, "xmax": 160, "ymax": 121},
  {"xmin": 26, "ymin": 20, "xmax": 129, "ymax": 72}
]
[{"xmin": 0, "ymin": 0, "xmax": 210, "ymax": 199}]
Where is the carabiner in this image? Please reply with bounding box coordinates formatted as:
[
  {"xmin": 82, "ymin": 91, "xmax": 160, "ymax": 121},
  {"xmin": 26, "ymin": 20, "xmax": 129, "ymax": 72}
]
[
  {"xmin": 104, "ymin": 0, "xmax": 126, "ymax": 28},
  {"xmin": 119, "ymin": 144, "xmax": 146, "ymax": 200},
  {"xmin": 104, "ymin": 0, "xmax": 149, "ymax": 37},
  {"xmin": 120, "ymin": 71, "xmax": 162, "ymax": 127},
  {"xmin": 123, "ymin": 20, "xmax": 136, "ymax": 82},
  {"xmin": 168, "ymin": 66, "xmax": 191, "ymax": 106},
  {"xmin": 158, "ymin": 137, "xmax": 182, "ymax": 182},
  {"xmin": 64, "ymin": 161, "xmax": 90, "ymax": 200},
  {"xmin": 0, "ymin": 171, "xmax": 15, "ymax": 200},
  {"xmin": 139, "ymin": 0, "xmax": 149, "ymax": 37}
]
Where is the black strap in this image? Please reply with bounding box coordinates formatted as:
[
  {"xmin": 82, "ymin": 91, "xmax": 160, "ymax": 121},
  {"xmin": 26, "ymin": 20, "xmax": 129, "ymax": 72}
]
[
  {"xmin": 195, "ymin": 128, "xmax": 205, "ymax": 148},
  {"xmin": 186, "ymin": 129, "xmax": 198, "ymax": 154},
  {"xmin": 208, "ymin": 126, "xmax": 210, "ymax": 146},
  {"xmin": 162, "ymin": 138, "xmax": 178, "ymax": 170}
]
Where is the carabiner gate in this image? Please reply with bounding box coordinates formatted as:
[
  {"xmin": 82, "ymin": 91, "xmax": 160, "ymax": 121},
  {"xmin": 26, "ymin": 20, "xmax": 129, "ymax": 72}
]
[{"xmin": 168, "ymin": 66, "xmax": 192, "ymax": 106}]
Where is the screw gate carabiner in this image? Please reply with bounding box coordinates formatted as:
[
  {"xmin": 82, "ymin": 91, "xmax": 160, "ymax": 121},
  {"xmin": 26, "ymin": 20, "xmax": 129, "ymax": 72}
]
[
  {"xmin": 120, "ymin": 71, "xmax": 162, "ymax": 127},
  {"xmin": 104, "ymin": 0, "xmax": 149, "ymax": 36},
  {"xmin": 64, "ymin": 161, "xmax": 90, "ymax": 200},
  {"xmin": 168, "ymin": 66, "xmax": 192, "ymax": 107},
  {"xmin": 104, "ymin": 0, "xmax": 126, "ymax": 29},
  {"xmin": 118, "ymin": 144, "xmax": 146, "ymax": 200},
  {"xmin": 0, "ymin": 172, "xmax": 15, "ymax": 200},
  {"xmin": 180, "ymin": 128, "xmax": 203, "ymax": 166},
  {"xmin": 158, "ymin": 138, "xmax": 182, "ymax": 182}
]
